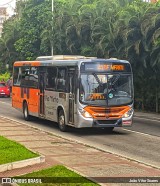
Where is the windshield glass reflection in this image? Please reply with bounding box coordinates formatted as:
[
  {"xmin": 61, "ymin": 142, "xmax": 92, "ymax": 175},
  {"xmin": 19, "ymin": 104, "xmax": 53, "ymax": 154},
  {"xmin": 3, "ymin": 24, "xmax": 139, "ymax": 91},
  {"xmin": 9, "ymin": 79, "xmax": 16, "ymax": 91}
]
[{"xmin": 80, "ymin": 73, "xmax": 133, "ymax": 106}]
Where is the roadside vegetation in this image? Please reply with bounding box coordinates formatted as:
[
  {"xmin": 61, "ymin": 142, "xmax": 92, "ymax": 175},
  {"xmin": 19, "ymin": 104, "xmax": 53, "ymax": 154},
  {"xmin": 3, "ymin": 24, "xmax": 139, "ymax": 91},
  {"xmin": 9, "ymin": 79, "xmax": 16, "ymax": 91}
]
[
  {"xmin": 0, "ymin": 136, "xmax": 38, "ymax": 164},
  {"xmin": 0, "ymin": 0, "xmax": 160, "ymax": 112},
  {"xmin": 17, "ymin": 165, "xmax": 98, "ymax": 186},
  {"xmin": 0, "ymin": 72, "xmax": 11, "ymax": 82}
]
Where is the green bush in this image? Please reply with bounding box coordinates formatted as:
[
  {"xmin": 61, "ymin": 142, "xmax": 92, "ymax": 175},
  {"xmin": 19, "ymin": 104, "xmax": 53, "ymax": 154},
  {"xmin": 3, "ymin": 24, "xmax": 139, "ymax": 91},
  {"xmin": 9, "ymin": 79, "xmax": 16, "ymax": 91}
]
[{"xmin": 0, "ymin": 72, "xmax": 11, "ymax": 82}]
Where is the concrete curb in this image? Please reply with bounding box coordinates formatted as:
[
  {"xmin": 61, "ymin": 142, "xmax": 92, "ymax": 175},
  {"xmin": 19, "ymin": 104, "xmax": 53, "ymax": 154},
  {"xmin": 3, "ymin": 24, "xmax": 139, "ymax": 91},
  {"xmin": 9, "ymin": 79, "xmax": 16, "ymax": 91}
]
[{"xmin": 0, "ymin": 156, "xmax": 45, "ymax": 173}]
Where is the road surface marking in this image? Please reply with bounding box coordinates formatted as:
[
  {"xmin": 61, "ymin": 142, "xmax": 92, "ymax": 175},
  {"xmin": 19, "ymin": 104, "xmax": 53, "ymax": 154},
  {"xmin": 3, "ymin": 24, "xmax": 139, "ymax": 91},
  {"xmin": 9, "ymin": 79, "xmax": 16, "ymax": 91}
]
[
  {"xmin": 122, "ymin": 128, "xmax": 159, "ymax": 138},
  {"xmin": 134, "ymin": 116, "xmax": 160, "ymax": 123},
  {"xmin": 0, "ymin": 100, "xmax": 11, "ymax": 106}
]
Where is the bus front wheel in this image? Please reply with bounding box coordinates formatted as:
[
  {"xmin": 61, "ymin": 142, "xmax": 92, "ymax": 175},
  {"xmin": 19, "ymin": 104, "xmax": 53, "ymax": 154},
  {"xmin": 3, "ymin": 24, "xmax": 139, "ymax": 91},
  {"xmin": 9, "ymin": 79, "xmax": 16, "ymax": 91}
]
[
  {"xmin": 23, "ymin": 102, "xmax": 31, "ymax": 121},
  {"xmin": 58, "ymin": 110, "xmax": 67, "ymax": 132}
]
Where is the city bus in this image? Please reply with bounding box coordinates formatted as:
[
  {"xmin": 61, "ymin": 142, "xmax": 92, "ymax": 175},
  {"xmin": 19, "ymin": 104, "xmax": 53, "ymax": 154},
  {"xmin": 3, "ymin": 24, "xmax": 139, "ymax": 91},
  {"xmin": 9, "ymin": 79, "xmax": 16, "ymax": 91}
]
[{"xmin": 12, "ymin": 55, "xmax": 134, "ymax": 132}]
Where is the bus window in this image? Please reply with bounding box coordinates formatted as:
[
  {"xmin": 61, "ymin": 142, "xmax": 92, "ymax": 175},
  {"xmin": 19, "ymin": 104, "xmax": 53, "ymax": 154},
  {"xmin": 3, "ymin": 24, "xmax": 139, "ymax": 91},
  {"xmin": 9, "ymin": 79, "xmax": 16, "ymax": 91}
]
[
  {"xmin": 57, "ymin": 68, "xmax": 66, "ymax": 91},
  {"xmin": 21, "ymin": 67, "xmax": 30, "ymax": 87},
  {"xmin": 13, "ymin": 67, "xmax": 22, "ymax": 86},
  {"xmin": 80, "ymin": 73, "xmax": 133, "ymax": 106},
  {"xmin": 21, "ymin": 67, "xmax": 38, "ymax": 88},
  {"xmin": 46, "ymin": 67, "xmax": 57, "ymax": 90},
  {"xmin": 29, "ymin": 67, "xmax": 38, "ymax": 88}
]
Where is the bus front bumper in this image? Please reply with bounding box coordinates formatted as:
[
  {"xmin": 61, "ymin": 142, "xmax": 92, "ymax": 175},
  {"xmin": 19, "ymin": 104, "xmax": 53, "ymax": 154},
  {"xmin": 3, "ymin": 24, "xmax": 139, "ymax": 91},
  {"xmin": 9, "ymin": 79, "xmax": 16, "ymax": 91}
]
[
  {"xmin": 93, "ymin": 118, "xmax": 132, "ymax": 128},
  {"xmin": 76, "ymin": 112, "xmax": 133, "ymax": 128}
]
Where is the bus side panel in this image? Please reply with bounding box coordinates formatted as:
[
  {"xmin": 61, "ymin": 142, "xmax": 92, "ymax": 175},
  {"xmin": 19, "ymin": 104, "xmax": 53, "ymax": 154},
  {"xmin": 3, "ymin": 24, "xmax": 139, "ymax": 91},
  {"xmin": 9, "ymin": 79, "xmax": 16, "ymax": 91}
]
[
  {"xmin": 44, "ymin": 90, "xmax": 59, "ymax": 121},
  {"xmin": 27, "ymin": 88, "xmax": 39, "ymax": 116},
  {"xmin": 12, "ymin": 86, "xmax": 39, "ymax": 117},
  {"xmin": 44, "ymin": 90, "xmax": 69, "ymax": 123},
  {"xmin": 12, "ymin": 86, "xmax": 23, "ymax": 111}
]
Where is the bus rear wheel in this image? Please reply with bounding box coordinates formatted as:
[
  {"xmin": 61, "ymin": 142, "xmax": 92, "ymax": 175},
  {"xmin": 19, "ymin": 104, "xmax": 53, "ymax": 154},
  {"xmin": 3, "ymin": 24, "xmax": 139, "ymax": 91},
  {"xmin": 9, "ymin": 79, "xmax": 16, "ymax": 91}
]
[
  {"xmin": 23, "ymin": 102, "xmax": 31, "ymax": 121},
  {"xmin": 58, "ymin": 110, "xmax": 67, "ymax": 132}
]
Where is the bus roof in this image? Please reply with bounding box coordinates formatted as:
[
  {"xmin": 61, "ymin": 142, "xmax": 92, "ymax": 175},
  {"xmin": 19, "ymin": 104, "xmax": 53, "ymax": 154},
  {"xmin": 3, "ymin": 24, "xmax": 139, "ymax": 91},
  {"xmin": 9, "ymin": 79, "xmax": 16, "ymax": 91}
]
[
  {"xmin": 36, "ymin": 55, "xmax": 97, "ymax": 60},
  {"xmin": 14, "ymin": 56, "xmax": 130, "ymax": 67}
]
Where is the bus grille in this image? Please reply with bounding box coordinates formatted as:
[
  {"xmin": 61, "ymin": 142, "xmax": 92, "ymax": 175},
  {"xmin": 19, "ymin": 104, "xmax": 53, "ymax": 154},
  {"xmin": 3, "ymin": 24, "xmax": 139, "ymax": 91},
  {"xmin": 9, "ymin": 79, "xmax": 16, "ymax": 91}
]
[
  {"xmin": 84, "ymin": 105, "xmax": 130, "ymax": 119},
  {"xmin": 97, "ymin": 120, "xmax": 117, "ymax": 125}
]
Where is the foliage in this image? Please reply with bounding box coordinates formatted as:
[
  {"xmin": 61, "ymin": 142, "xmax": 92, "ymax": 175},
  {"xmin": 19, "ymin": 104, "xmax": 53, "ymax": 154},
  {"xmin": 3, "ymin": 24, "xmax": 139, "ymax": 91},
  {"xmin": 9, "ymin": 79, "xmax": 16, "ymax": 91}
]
[
  {"xmin": 0, "ymin": 72, "xmax": 11, "ymax": 82},
  {"xmin": 0, "ymin": 0, "xmax": 160, "ymax": 112}
]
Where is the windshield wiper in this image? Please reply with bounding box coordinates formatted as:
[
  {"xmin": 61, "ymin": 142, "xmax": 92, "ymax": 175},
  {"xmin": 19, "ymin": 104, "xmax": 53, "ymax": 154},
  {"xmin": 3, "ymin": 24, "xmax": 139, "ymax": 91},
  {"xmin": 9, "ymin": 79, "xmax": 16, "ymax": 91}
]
[{"xmin": 92, "ymin": 73, "xmax": 103, "ymax": 86}]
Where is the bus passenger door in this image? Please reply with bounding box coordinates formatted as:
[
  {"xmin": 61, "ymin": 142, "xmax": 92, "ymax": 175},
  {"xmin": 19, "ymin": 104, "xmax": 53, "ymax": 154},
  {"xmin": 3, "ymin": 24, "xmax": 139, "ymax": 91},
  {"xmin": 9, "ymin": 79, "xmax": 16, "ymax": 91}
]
[
  {"xmin": 68, "ymin": 71, "xmax": 75, "ymax": 124},
  {"xmin": 39, "ymin": 71, "xmax": 45, "ymax": 116}
]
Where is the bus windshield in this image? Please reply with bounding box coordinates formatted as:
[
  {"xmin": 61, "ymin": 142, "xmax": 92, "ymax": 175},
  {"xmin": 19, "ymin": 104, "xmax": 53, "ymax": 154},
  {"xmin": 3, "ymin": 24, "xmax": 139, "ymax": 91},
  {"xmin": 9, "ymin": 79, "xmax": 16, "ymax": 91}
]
[{"xmin": 79, "ymin": 73, "xmax": 133, "ymax": 106}]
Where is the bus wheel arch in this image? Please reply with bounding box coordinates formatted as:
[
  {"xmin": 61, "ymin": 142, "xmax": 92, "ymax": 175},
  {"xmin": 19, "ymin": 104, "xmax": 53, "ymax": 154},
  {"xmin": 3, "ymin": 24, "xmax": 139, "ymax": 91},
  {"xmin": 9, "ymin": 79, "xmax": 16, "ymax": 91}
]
[
  {"xmin": 57, "ymin": 107, "xmax": 67, "ymax": 132},
  {"xmin": 23, "ymin": 101, "xmax": 31, "ymax": 121}
]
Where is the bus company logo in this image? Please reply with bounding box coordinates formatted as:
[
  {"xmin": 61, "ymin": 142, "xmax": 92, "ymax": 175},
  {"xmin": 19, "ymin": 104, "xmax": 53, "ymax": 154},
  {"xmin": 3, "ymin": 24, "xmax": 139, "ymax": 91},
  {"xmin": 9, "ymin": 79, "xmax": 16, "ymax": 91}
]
[{"xmin": 2, "ymin": 178, "xmax": 11, "ymax": 184}]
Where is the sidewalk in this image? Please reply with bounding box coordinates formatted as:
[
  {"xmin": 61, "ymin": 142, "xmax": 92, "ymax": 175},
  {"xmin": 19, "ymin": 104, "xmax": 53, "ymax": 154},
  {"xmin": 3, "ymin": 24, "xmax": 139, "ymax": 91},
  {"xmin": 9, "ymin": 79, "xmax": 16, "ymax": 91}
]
[{"xmin": 0, "ymin": 116, "xmax": 160, "ymax": 186}]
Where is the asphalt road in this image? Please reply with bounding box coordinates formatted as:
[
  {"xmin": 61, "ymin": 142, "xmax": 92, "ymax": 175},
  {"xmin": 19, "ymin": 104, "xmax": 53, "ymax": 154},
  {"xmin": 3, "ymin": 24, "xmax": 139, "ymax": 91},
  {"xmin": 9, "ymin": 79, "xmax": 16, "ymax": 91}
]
[{"xmin": 0, "ymin": 97, "xmax": 160, "ymax": 169}]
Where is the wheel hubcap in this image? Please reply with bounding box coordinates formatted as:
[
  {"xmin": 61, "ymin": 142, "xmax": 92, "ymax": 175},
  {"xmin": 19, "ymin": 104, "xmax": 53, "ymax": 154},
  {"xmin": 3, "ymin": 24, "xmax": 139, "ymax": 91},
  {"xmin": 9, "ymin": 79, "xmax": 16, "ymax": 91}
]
[
  {"xmin": 24, "ymin": 106, "xmax": 27, "ymax": 118},
  {"xmin": 59, "ymin": 115, "xmax": 64, "ymax": 127}
]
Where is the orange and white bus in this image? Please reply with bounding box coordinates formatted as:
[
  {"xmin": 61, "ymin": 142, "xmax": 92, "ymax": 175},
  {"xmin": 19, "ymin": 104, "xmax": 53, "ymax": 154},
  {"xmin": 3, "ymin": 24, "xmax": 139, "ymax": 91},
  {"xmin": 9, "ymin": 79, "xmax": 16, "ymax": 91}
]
[{"xmin": 12, "ymin": 55, "xmax": 134, "ymax": 132}]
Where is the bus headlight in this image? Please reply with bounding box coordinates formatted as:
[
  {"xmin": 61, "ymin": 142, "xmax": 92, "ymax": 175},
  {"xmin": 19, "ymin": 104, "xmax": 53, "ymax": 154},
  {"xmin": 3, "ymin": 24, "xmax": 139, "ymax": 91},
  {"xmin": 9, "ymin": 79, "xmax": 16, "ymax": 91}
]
[
  {"xmin": 79, "ymin": 109, "xmax": 92, "ymax": 118},
  {"xmin": 122, "ymin": 108, "xmax": 134, "ymax": 118}
]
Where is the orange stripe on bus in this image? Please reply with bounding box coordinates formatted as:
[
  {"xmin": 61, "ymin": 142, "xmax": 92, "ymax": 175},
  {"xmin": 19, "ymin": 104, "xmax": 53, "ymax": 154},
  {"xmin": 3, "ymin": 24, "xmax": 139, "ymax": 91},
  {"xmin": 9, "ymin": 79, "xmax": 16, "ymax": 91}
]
[
  {"xmin": 84, "ymin": 105, "xmax": 130, "ymax": 119},
  {"xmin": 14, "ymin": 61, "xmax": 40, "ymax": 66}
]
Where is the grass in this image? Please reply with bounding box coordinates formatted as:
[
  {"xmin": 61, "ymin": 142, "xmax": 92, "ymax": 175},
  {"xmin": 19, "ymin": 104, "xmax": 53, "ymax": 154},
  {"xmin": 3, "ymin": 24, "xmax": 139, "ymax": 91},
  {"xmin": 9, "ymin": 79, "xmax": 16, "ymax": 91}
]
[
  {"xmin": 0, "ymin": 136, "xmax": 38, "ymax": 164},
  {"xmin": 17, "ymin": 165, "xmax": 99, "ymax": 186}
]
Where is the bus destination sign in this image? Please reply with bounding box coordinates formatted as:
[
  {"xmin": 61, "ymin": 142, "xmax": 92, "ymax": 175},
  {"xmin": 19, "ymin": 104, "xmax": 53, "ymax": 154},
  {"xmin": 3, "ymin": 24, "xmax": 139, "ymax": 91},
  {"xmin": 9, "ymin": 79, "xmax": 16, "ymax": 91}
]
[
  {"xmin": 97, "ymin": 64, "xmax": 124, "ymax": 71},
  {"xmin": 80, "ymin": 62, "xmax": 130, "ymax": 72}
]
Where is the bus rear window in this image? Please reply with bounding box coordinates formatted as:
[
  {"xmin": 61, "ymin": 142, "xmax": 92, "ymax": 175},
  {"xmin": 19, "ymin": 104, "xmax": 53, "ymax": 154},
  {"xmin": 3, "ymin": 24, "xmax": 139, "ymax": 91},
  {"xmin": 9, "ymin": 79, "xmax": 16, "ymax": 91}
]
[{"xmin": 13, "ymin": 66, "xmax": 38, "ymax": 88}]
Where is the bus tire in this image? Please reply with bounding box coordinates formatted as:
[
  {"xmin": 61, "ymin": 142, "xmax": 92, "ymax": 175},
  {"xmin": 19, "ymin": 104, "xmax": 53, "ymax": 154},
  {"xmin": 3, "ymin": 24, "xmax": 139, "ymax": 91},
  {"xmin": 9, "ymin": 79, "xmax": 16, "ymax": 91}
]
[
  {"xmin": 23, "ymin": 102, "xmax": 31, "ymax": 121},
  {"xmin": 58, "ymin": 110, "xmax": 67, "ymax": 132}
]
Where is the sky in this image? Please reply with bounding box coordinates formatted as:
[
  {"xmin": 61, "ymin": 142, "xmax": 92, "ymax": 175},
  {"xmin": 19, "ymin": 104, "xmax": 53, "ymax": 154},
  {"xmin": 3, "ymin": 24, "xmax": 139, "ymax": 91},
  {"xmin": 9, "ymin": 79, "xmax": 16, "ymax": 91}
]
[
  {"xmin": 0, "ymin": 0, "xmax": 16, "ymax": 15},
  {"xmin": 0, "ymin": 0, "xmax": 16, "ymax": 7}
]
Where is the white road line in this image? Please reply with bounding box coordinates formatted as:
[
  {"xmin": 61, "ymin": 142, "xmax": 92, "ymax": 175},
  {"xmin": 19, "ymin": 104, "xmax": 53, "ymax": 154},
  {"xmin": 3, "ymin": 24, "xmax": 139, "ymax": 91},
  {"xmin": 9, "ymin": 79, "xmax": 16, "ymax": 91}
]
[
  {"xmin": 0, "ymin": 101, "xmax": 11, "ymax": 106},
  {"xmin": 122, "ymin": 128, "xmax": 159, "ymax": 138},
  {"xmin": 134, "ymin": 116, "xmax": 160, "ymax": 123}
]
